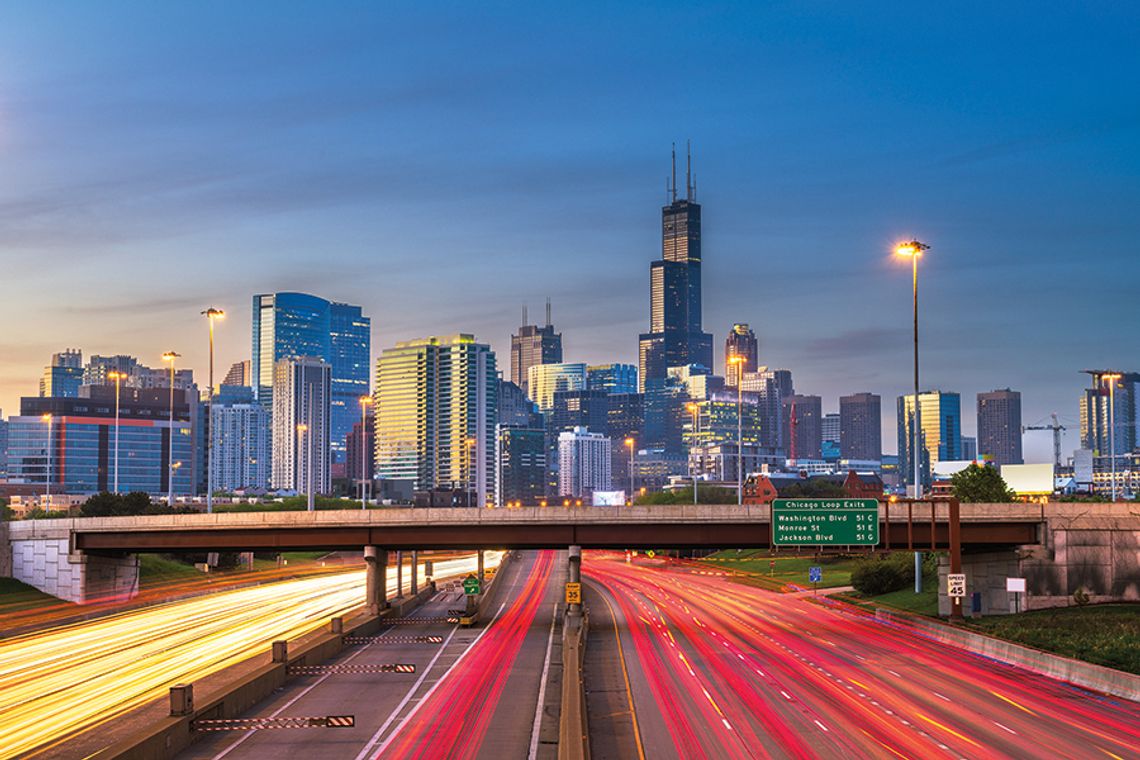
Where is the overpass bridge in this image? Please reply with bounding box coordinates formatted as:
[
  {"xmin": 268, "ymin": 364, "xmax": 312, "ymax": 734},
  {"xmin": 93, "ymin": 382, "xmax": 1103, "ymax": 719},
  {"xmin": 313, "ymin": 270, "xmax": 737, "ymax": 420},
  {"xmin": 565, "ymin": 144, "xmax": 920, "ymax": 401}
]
[{"xmin": 3, "ymin": 502, "xmax": 1136, "ymax": 615}]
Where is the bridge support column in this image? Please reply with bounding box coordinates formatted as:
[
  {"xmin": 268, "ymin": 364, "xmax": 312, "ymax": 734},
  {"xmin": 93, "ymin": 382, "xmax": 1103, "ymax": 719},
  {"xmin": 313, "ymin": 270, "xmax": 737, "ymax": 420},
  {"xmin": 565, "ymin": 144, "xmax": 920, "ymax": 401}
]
[
  {"xmin": 396, "ymin": 550, "xmax": 404, "ymax": 598},
  {"xmin": 365, "ymin": 546, "xmax": 388, "ymax": 615},
  {"xmin": 568, "ymin": 545, "xmax": 582, "ymax": 617},
  {"xmin": 477, "ymin": 549, "xmax": 484, "ymax": 583},
  {"xmin": 410, "ymin": 550, "xmax": 419, "ymax": 595}
]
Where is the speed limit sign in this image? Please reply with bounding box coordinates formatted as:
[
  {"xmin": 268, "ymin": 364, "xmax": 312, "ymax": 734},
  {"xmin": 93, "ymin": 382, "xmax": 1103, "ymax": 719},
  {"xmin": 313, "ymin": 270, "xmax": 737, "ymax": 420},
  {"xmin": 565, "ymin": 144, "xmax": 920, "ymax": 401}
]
[{"xmin": 947, "ymin": 573, "xmax": 966, "ymax": 598}]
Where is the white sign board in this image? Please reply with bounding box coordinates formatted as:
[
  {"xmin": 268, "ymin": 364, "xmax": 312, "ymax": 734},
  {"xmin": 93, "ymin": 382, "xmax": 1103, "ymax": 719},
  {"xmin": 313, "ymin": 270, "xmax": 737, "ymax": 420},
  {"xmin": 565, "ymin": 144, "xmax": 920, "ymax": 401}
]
[
  {"xmin": 1006, "ymin": 577, "xmax": 1027, "ymax": 593},
  {"xmin": 592, "ymin": 490, "xmax": 626, "ymax": 506},
  {"xmin": 947, "ymin": 573, "xmax": 967, "ymax": 598}
]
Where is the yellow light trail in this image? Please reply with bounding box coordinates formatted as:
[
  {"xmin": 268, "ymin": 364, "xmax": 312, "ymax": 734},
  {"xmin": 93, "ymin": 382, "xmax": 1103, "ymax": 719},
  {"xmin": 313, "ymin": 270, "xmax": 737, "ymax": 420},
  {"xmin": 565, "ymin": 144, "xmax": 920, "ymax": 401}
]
[{"xmin": 0, "ymin": 554, "xmax": 498, "ymax": 759}]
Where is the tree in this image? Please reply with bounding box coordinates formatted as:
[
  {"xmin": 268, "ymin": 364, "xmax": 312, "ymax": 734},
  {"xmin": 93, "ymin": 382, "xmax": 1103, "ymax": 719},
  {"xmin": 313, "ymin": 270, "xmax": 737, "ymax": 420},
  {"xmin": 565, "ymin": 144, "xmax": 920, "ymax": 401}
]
[{"xmin": 950, "ymin": 464, "xmax": 1015, "ymax": 503}]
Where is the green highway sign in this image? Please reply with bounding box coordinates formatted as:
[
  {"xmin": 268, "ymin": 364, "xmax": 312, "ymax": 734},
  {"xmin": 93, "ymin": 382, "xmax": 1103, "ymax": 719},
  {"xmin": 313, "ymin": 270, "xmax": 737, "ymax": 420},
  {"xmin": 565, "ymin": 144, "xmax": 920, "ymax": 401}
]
[
  {"xmin": 462, "ymin": 575, "xmax": 481, "ymax": 595},
  {"xmin": 771, "ymin": 499, "xmax": 880, "ymax": 546}
]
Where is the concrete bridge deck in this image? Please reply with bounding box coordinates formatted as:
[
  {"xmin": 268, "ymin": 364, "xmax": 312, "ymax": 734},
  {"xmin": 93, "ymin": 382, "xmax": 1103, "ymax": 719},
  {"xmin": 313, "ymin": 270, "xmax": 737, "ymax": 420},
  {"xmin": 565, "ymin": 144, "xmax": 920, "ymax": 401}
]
[{"xmin": 15, "ymin": 502, "xmax": 1069, "ymax": 552}]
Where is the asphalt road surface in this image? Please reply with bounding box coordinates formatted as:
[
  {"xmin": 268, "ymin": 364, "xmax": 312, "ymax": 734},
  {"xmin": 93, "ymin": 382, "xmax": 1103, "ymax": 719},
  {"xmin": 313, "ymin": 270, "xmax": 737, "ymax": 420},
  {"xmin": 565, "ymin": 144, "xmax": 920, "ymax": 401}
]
[
  {"xmin": 583, "ymin": 552, "xmax": 1140, "ymax": 760},
  {"xmin": 182, "ymin": 549, "xmax": 563, "ymax": 760}
]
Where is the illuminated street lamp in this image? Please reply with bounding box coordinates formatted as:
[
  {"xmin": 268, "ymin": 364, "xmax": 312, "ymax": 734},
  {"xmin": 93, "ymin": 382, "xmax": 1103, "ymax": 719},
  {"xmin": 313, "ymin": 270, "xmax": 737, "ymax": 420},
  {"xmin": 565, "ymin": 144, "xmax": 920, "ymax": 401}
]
[
  {"xmin": 296, "ymin": 423, "xmax": 313, "ymax": 511},
  {"xmin": 686, "ymin": 402, "xmax": 700, "ymax": 504},
  {"xmin": 895, "ymin": 240, "xmax": 929, "ymax": 498},
  {"xmin": 161, "ymin": 351, "xmax": 181, "ymax": 508},
  {"xmin": 107, "ymin": 371, "xmax": 127, "ymax": 494},
  {"xmin": 202, "ymin": 308, "xmax": 224, "ymax": 513},
  {"xmin": 1103, "ymin": 373, "xmax": 1123, "ymax": 501},
  {"xmin": 41, "ymin": 413, "xmax": 53, "ymax": 507},
  {"xmin": 359, "ymin": 395, "xmax": 373, "ymax": 509},
  {"xmin": 728, "ymin": 356, "xmax": 745, "ymax": 505},
  {"xmin": 624, "ymin": 437, "xmax": 635, "ymax": 503}
]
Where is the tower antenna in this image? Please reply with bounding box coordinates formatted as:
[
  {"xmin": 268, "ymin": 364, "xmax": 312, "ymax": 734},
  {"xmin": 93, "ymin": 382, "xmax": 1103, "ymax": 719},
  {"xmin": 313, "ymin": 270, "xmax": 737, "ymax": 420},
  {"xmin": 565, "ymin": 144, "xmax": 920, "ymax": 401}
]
[
  {"xmin": 545, "ymin": 297, "xmax": 552, "ymax": 327},
  {"xmin": 686, "ymin": 139, "xmax": 692, "ymax": 201},
  {"xmin": 522, "ymin": 304, "xmax": 528, "ymax": 326},
  {"xmin": 671, "ymin": 142, "xmax": 677, "ymax": 203}
]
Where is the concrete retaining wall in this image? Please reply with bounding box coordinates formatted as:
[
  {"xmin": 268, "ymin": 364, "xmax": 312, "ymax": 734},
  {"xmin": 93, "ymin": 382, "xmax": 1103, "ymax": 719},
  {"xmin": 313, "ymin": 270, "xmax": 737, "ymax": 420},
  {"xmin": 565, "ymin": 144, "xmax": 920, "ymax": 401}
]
[
  {"xmin": 558, "ymin": 612, "xmax": 590, "ymax": 760},
  {"xmin": 0, "ymin": 522, "xmax": 11, "ymax": 577},
  {"xmin": 875, "ymin": 608, "xmax": 1140, "ymax": 702},
  {"xmin": 9, "ymin": 536, "xmax": 139, "ymax": 604}
]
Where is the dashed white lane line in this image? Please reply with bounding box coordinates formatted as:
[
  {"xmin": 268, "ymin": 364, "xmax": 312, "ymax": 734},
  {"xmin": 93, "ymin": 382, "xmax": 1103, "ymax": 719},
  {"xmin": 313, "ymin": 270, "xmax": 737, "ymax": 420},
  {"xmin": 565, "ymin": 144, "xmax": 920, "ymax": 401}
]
[
  {"xmin": 814, "ymin": 719, "xmax": 830, "ymax": 732},
  {"xmin": 933, "ymin": 692, "xmax": 952, "ymax": 702},
  {"xmin": 994, "ymin": 721, "xmax": 1017, "ymax": 735}
]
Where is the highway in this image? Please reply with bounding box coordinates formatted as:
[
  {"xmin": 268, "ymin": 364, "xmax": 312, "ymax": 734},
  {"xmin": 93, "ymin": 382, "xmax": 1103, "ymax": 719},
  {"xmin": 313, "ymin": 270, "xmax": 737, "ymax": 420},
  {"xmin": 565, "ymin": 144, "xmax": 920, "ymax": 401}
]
[
  {"xmin": 583, "ymin": 552, "xmax": 1140, "ymax": 760},
  {"xmin": 183, "ymin": 549, "xmax": 563, "ymax": 760},
  {"xmin": 0, "ymin": 554, "xmax": 495, "ymax": 760}
]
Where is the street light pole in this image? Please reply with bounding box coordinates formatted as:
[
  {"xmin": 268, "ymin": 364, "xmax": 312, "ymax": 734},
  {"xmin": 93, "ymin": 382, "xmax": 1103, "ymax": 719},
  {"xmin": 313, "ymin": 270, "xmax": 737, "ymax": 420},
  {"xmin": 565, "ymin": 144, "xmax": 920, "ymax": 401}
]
[
  {"xmin": 161, "ymin": 352, "xmax": 181, "ymax": 508},
  {"xmin": 42, "ymin": 414, "xmax": 53, "ymax": 507},
  {"xmin": 728, "ymin": 356, "xmax": 744, "ymax": 505},
  {"xmin": 624, "ymin": 437, "xmax": 635, "ymax": 504},
  {"xmin": 359, "ymin": 395, "xmax": 373, "ymax": 509},
  {"xmin": 202, "ymin": 308, "xmax": 224, "ymax": 514},
  {"xmin": 1104, "ymin": 373, "xmax": 1122, "ymax": 501},
  {"xmin": 108, "ymin": 371, "xmax": 126, "ymax": 494},
  {"xmin": 896, "ymin": 241, "xmax": 929, "ymax": 499},
  {"xmin": 687, "ymin": 402, "xmax": 700, "ymax": 504}
]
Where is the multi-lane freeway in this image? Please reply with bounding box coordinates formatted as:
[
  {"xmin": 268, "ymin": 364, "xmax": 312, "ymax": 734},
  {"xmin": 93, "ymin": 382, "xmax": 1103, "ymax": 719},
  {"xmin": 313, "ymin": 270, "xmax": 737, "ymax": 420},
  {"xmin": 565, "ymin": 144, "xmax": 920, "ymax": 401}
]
[
  {"xmin": 183, "ymin": 549, "xmax": 563, "ymax": 760},
  {"xmin": 0, "ymin": 554, "xmax": 495, "ymax": 760},
  {"xmin": 583, "ymin": 552, "xmax": 1140, "ymax": 759}
]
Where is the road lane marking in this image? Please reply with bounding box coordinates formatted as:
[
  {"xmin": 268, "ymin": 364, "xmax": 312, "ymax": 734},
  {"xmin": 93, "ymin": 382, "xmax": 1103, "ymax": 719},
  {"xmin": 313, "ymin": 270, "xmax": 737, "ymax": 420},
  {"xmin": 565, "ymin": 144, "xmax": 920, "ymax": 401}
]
[
  {"xmin": 355, "ymin": 602, "xmax": 506, "ymax": 760},
  {"xmin": 527, "ymin": 600, "xmax": 558, "ymax": 760},
  {"xmin": 993, "ymin": 721, "xmax": 1016, "ymax": 735},
  {"xmin": 917, "ymin": 713, "xmax": 981, "ymax": 749},
  {"xmin": 814, "ymin": 719, "xmax": 829, "ymax": 732},
  {"xmin": 933, "ymin": 692, "xmax": 951, "ymax": 701},
  {"xmin": 986, "ymin": 689, "xmax": 1036, "ymax": 716},
  {"xmin": 584, "ymin": 578, "xmax": 646, "ymax": 760}
]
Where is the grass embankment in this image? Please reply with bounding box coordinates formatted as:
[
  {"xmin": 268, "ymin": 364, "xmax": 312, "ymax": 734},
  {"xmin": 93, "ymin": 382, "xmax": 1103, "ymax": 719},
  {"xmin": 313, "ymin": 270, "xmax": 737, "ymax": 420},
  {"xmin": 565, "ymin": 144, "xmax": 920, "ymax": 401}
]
[
  {"xmin": 138, "ymin": 554, "xmax": 204, "ymax": 585},
  {"xmin": 838, "ymin": 585, "xmax": 940, "ymax": 616},
  {"xmin": 966, "ymin": 604, "xmax": 1140, "ymax": 675},
  {"xmin": 0, "ymin": 578, "xmax": 68, "ymax": 615},
  {"xmin": 702, "ymin": 550, "xmax": 861, "ymax": 590}
]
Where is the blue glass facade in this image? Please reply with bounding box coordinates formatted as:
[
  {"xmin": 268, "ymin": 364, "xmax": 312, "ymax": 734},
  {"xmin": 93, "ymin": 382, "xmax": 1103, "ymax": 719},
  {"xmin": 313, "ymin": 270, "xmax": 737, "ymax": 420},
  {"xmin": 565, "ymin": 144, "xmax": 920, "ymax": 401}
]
[
  {"xmin": 252, "ymin": 293, "xmax": 371, "ymax": 460},
  {"xmin": 587, "ymin": 364, "xmax": 638, "ymax": 395}
]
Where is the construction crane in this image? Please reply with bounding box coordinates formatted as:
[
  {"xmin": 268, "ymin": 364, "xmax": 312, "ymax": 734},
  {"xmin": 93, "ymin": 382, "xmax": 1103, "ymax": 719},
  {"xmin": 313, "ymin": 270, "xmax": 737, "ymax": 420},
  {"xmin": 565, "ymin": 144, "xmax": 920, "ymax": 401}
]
[{"xmin": 1023, "ymin": 413, "xmax": 1066, "ymax": 468}]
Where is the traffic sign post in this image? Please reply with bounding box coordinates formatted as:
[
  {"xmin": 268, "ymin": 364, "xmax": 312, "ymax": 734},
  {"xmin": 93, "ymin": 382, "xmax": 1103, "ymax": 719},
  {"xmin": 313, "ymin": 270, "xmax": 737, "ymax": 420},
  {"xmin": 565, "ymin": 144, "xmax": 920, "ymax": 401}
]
[
  {"xmin": 1006, "ymin": 577, "xmax": 1026, "ymax": 614},
  {"xmin": 947, "ymin": 573, "xmax": 966, "ymax": 599},
  {"xmin": 771, "ymin": 499, "xmax": 879, "ymax": 546},
  {"xmin": 809, "ymin": 565, "xmax": 822, "ymax": 595},
  {"xmin": 462, "ymin": 574, "xmax": 481, "ymax": 596},
  {"xmin": 565, "ymin": 582, "xmax": 582, "ymax": 605}
]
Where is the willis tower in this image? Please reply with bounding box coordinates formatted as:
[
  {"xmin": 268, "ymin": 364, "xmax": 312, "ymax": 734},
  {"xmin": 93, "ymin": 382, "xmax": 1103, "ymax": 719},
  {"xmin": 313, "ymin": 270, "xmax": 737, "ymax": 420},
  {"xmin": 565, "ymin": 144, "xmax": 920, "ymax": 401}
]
[{"xmin": 638, "ymin": 142, "xmax": 713, "ymax": 392}]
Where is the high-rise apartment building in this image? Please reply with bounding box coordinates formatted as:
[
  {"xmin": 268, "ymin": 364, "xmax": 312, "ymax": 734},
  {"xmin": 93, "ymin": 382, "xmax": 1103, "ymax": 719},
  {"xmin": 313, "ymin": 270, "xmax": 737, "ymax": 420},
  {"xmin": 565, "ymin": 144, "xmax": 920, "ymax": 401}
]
[
  {"xmin": 222, "ymin": 360, "xmax": 252, "ymax": 387},
  {"xmin": 781, "ymin": 395, "xmax": 823, "ymax": 461},
  {"xmin": 210, "ymin": 385, "xmax": 270, "ymax": 492},
  {"xmin": 558, "ymin": 427, "xmax": 612, "ymax": 499},
  {"xmin": 510, "ymin": 302, "xmax": 562, "ymax": 396},
  {"xmin": 638, "ymin": 145, "xmax": 713, "ymax": 392},
  {"xmin": 840, "ymin": 392, "xmax": 882, "ymax": 462},
  {"xmin": 527, "ymin": 362, "xmax": 587, "ymax": 412},
  {"xmin": 251, "ymin": 293, "xmax": 370, "ymax": 460},
  {"xmin": 496, "ymin": 426, "xmax": 546, "ymax": 506},
  {"xmin": 270, "ymin": 357, "xmax": 332, "ymax": 494},
  {"xmin": 498, "ymin": 380, "xmax": 544, "ymax": 428},
  {"xmin": 40, "ymin": 349, "xmax": 83, "ymax": 398},
  {"xmin": 587, "ymin": 364, "xmax": 638, "ymax": 395},
  {"xmin": 1079, "ymin": 371, "xmax": 1138, "ymax": 457},
  {"xmin": 84, "ymin": 354, "xmax": 194, "ymax": 391},
  {"xmin": 821, "ymin": 412, "xmax": 841, "ymax": 461},
  {"xmin": 740, "ymin": 369, "xmax": 795, "ymax": 451},
  {"xmin": 724, "ymin": 324, "xmax": 758, "ymax": 387},
  {"xmin": 977, "ymin": 389, "xmax": 1023, "ymax": 465},
  {"xmin": 897, "ymin": 391, "xmax": 962, "ymax": 490},
  {"xmin": 374, "ymin": 335, "xmax": 497, "ymax": 504}
]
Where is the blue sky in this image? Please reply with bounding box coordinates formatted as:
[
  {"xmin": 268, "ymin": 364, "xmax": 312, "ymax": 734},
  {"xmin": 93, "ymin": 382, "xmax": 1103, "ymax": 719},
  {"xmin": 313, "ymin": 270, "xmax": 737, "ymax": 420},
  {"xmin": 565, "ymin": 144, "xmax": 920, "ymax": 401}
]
[{"xmin": 1, "ymin": 2, "xmax": 1138, "ymax": 457}]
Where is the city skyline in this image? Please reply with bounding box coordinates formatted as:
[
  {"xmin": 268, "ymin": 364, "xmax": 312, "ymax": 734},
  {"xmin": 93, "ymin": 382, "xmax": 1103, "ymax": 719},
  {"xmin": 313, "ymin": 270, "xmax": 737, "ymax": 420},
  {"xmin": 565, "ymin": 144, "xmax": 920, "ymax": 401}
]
[{"xmin": 2, "ymin": 4, "xmax": 1138, "ymax": 462}]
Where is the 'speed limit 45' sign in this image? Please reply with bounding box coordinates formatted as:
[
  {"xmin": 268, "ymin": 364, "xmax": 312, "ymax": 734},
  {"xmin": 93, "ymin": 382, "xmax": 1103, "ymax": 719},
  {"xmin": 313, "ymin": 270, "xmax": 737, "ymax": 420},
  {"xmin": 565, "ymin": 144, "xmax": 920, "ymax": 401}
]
[{"xmin": 771, "ymin": 499, "xmax": 880, "ymax": 546}]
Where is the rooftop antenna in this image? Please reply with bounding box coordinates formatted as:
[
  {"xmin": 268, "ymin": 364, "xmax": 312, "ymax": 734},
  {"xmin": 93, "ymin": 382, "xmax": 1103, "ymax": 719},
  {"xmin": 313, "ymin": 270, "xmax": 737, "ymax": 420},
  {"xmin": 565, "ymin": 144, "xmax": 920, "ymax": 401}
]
[
  {"xmin": 671, "ymin": 142, "xmax": 677, "ymax": 203},
  {"xmin": 693, "ymin": 173, "xmax": 697, "ymax": 202},
  {"xmin": 686, "ymin": 139, "xmax": 692, "ymax": 201},
  {"xmin": 545, "ymin": 297, "xmax": 552, "ymax": 327},
  {"xmin": 522, "ymin": 304, "xmax": 528, "ymax": 327}
]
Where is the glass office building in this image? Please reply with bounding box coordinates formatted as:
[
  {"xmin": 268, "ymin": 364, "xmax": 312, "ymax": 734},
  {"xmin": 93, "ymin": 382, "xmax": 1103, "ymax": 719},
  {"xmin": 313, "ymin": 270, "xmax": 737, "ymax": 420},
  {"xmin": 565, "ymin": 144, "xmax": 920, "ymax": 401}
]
[
  {"xmin": 8, "ymin": 391, "xmax": 196, "ymax": 495},
  {"xmin": 252, "ymin": 293, "xmax": 371, "ymax": 460},
  {"xmin": 897, "ymin": 391, "xmax": 962, "ymax": 490},
  {"xmin": 587, "ymin": 364, "xmax": 638, "ymax": 395}
]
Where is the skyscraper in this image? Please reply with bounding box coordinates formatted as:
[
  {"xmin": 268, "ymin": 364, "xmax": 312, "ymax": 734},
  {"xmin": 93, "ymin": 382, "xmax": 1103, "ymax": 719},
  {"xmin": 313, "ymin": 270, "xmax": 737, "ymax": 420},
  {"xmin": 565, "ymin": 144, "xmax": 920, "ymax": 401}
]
[
  {"xmin": 977, "ymin": 389, "xmax": 1023, "ymax": 465},
  {"xmin": 897, "ymin": 391, "xmax": 962, "ymax": 491},
  {"xmin": 496, "ymin": 426, "xmax": 547, "ymax": 506},
  {"xmin": 781, "ymin": 394, "xmax": 823, "ymax": 461},
  {"xmin": 840, "ymin": 392, "xmax": 882, "ymax": 461},
  {"xmin": 638, "ymin": 143, "xmax": 713, "ymax": 392},
  {"xmin": 724, "ymin": 324, "xmax": 758, "ymax": 387},
  {"xmin": 1079, "ymin": 371, "xmax": 1138, "ymax": 457},
  {"xmin": 527, "ymin": 362, "xmax": 587, "ymax": 412},
  {"xmin": 558, "ymin": 427, "xmax": 612, "ymax": 499},
  {"xmin": 270, "ymin": 356, "xmax": 332, "ymax": 494},
  {"xmin": 510, "ymin": 301, "xmax": 562, "ymax": 396},
  {"xmin": 374, "ymin": 335, "xmax": 497, "ymax": 504},
  {"xmin": 741, "ymin": 369, "xmax": 795, "ymax": 451},
  {"xmin": 39, "ymin": 349, "xmax": 83, "ymax": 398},
  {"xmin": 821, "ymin": 412, "xmax": 841, "ymax": 461},
  {"xmin": 587, "ymin": 364, "xmax": 638, "ymax": 395},
  {"xmin": 210, "ymin": 385, "xmax": 270, "ymax": 492},
  {"xmin": 222, "ymin": 360, "xmax": 252, "ymax": 387},
  {"xmin": 251, "ymin": 293, "xmax": 370, "ymax": 460}
]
